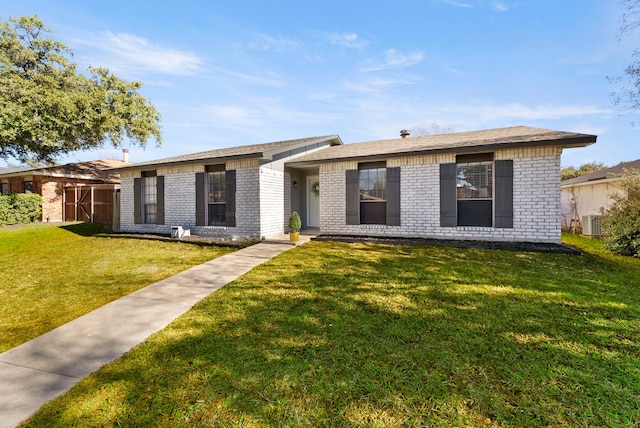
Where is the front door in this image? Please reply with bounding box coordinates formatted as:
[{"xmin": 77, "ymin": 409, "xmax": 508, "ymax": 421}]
[{"xmin": 307, "ymin": 175, "xmax": 320, "ymax": 228}]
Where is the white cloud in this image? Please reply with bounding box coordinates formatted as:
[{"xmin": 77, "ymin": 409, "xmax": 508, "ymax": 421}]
[
  {"xmin": 385, "ymin": 49, "xmax": 424, "ymax": 68},
  {"xmin": 244, "ymin": 34, "xmax": 299, "ymax": 52},
  {"xmin": 435, "ymin": 0, "xmax": 473, "ymax": 8},
  {"xmin": 453, "ymin": 102, "xmax": 612, "ymax": 122},
  {"xmin": 490, "ymin": 1, "xmax": 509, "ymax": 12},
  {"xmin": 203, "ymin": 100, "xmax": 339, "ymax": 129},
  {"xmin": 328, "ymin": 32, "xmax": 368, "ymax": 49},
  {"xmin": 76, "ymin": 32, "xmax": 202, "ymax": 76},
  {"xmin": 343, "ymin": 75, "xmax": 422, "ymax": 92},
  {"xmin": 212, "ymin": 66, "xmax": 286, "ymax": 86},
  {"xmin": 360, "ymin": 49, "xmax": 424, "ymax": 72},
  {"xmin": 434, "ymin": 0, "xmax": 515, "ymax": 11}
]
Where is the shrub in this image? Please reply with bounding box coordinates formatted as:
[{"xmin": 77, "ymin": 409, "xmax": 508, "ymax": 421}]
[
  {"xmin": 602, "ymin": 169, "xmax": 640, "ymax": 257},
  {"xmin": 0, "ymin": 194, "xmax": 42, "ymax": 226},
  {"xmin": 289, "ymin": 211, "xmax": 301, "ymax": 232},
  {"xmin": 0, "ymin": 196, "xmax": 14, "ymax": 225}
]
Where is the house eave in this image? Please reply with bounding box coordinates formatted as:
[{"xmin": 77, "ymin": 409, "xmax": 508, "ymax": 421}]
[
  {"xmin": 0, "ymin": 170, "xmax": 119, "ymax": 182},
  {"xmin": 561, "ymin": 177, "xmax": 620, "ymax": 188},
  {"xmin": 286, "ymin": 136, "xmax": 596, "ymax": 168},
  {"xmin": 109, "ymin": 135, "xmax": 343, "ymax": 173},
  {"xmin": 109, "ymin": 153, "xmax": 265, "ymax": 173}
]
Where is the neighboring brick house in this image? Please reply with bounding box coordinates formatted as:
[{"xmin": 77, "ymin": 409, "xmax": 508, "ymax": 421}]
[
  {"xmin": 0, "ymin": 159, "xmax": 127, "ymax": 223},
  {"xmin": 113, "ymin": 126, "xmax": 595, "ymax": 244},
  {"xmin": 560, "ymin": 159, "xmax": 640, "ymax": 234}
]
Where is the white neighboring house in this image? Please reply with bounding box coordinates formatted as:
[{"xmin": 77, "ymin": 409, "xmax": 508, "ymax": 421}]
[
  {"xmin": 111, "ymin": 126, "xmax": 596, "ymax": 243},
  {"xmin": 560, "ymin": 159, "xmax": 640, "ymax": 235}
]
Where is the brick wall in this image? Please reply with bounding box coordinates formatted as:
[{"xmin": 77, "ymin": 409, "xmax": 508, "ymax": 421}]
[
  {"xmin": 319, "ymin": 147, "xmax": 563, "ymax": 243},
  {"xmin": 118, "ymin": 160, "xmax": 263, "ymax": 238},
  {"xmin": 40, "ymin": 178, "xmax": 65, "ymax": 222},
  {"xmin": 259, "ymin": 166, "xmax": 286, "ymax": 237}
]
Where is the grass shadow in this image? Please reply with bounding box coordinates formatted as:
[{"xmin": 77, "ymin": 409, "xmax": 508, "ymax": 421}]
[
  {"xmin": 24, "ymin": 240, "xmax": 640, "ymax": 426},
  {"xmin": 59, "ymin": 222, "xmax": 108, "ymax": 237}
]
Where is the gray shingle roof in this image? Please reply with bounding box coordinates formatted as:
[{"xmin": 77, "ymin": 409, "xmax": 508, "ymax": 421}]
[
  {"xmin": 561, "ymin": 158, "xmax": 640, "ymax": 186},
  {"xmin": 110, "ymin": 135, "xmax": 342, "ymax": 171},
  {"xmin": 286, "ymin": 126, "xmax": 596, "ymax": 167},
  {"xmin": 0, "ymin": 167, "xmax": 23, "ymax": 174},
  {"xmin": 0, "ymin": 159, "xmax": 127, "ymax": 182}
]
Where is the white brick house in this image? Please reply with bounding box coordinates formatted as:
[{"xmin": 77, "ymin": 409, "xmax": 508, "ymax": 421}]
[
  {"xmin": 111, "ymin": 136, "xmax": 343, "ymax": 239},
  {"xmin": 287, "ymin": 126, "xmax": 596, "ymax": 244},
  {"xmin": 112, "ymin": 126, "xmax": 595, "ymax": 243}
]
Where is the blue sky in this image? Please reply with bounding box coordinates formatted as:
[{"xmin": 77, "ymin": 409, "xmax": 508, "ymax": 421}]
[{"xmin": 1, "ymin": 0, "xmax": 638, "ymax": 167}]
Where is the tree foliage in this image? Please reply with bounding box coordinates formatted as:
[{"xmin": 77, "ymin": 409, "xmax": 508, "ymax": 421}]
[
  {"xmin": 561, "ymin": 161, "xmax": 609, "ymax": 181},
  {"xmin": 610, "ymin": 0, "xmax": 640, "ymax": 125},
  {"xmin": 0, "ymin": 15, "xmax": 161, "ymax": 162},
  {"xmin": 409, "ymin": 123, "xmax": 454, "ymax": 137},
  {"xmin": 602, "ymin": 168, "xmax": 640, "ymax": 257}
]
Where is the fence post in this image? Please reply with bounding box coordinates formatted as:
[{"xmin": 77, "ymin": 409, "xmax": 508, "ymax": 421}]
[
  {"xmin": 90, "ymin": 186, "xmax": 95, "ymax": 223},
  {"xmin": 74, "ymin": 186, "xmax": 78, "ymax": 222}
]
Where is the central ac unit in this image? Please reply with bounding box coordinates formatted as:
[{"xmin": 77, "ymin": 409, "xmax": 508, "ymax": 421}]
[{"xmin": 582, "ymin": 215, "xmax": 603, "ymax": 236}]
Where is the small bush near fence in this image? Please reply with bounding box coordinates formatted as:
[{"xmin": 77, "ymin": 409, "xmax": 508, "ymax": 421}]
[{"xmin": 0, "ymin": 194, "xmax": 42, "ymax": 226}]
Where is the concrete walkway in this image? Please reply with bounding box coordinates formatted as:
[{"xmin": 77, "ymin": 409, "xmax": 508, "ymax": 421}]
[{"xmin": 0, "ymin": 235, "xmax": 311, "ymax": 428}]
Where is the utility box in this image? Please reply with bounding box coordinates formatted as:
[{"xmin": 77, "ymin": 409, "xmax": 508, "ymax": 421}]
[
  {"xmin": 582, "ymin": 215, "xmax": 603, "ymax": 236},
  {"xmin": 171, "ymin": 226, "xmax": 191, "ymax": 239}
]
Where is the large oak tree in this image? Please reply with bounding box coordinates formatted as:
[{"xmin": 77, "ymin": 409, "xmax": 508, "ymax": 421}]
[{"xmin": 0, "ymin": 15, "xmax": 161, "ymax": 162}]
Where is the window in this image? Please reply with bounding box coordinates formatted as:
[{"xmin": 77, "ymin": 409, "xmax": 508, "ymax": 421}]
[
  {"xmin": 359, "ymin": 162, "xmax": 387, "ymax": 224},
  {"xmin": 23, "ymin": 181, "xmax": 33, "ymax": 194},
  {"xmin": 456, "ymin": 154, "xmax": 493, "ymax": 227},
  {"xmin": 196, "ymin": 167, "xmax": 236, "ymax": 228},
  {"xmin": 457, "ymin": 161, "xmax": 493, "ymax": 200},
  {"xmin": 208, "ymin": 170, "xmax": 226, "ymax": 226},
  {"xmin": 440, "ymin": 156, "xmax": 513, "ymax": 229},
  {"xmin": 0, "ymin": 182, "xmax": 8, "ymax": 195},
  {"xmin": 133, "ymin": 171, "xmax": 164, "ymax": 225},
  {"xmin": 346, "ymin": 164, "xmax": 400, "ymax": 226},
  {"xmin": 143, "ymin": 175, "xmax": 157, "ymax": 224}
]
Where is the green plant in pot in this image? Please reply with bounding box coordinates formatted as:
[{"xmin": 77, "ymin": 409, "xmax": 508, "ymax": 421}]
[{"xmin": 289, "ymin": 211, "xmax": 301, "ymax": 242}]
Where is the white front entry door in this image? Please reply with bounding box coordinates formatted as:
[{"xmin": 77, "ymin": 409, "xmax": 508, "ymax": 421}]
[{"xmin": 307, "ymin": 176, "xmax": 320, "ymax": 228}]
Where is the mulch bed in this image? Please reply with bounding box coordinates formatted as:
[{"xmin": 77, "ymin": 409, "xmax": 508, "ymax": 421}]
[{"xmin": 312, "ymin": 235, "xmax": 582, "ymax": 255}]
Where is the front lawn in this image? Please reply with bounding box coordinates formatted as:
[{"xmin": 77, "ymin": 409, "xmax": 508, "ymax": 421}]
[
  {"xmin": 24, "ymin": 235, "xmax": 640, "ymax": 427},
  {"xmin": 0, "ymin": 222, "xmax": 235, "ymax": 352}
]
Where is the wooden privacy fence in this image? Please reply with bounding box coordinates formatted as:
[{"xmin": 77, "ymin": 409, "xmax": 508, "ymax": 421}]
[{"xmin": 64, "ymin": 185, "xmax": 119, "ymax": 229}]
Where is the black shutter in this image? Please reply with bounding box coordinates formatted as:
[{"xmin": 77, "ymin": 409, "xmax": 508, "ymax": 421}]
[
  {"xmin": 195, "ymin": 172, "xmax": 205, "ymax": 226},
  {"xmin": 156, "ymin": 176, "xmax": 165, "ymax": 225},
  {"xmin": 225, "ymin": 170, "xmax": 236, "ymax": 227},
  {"xmin": 133, "ymin": 178, "xmax": 141, "ymax": 224},
  {"xmin": 386, "ymin": 167, "xmax": 401, "ymax": 226},
  {"xmin": 440, "ymin": 163, "xmax": 457, "ymax": 227},
  {"xmin": 494, "ymin": 160, "xmax": 514, "ymax": 228},
  {"xmin": 346, "ymin": 169, "xmax": 359, "ymax": 225}
]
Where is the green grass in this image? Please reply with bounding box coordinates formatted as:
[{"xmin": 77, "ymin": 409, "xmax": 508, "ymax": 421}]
[
  {"xmin": 0, "ymin": 222, "xmax": 235, "ymax": 352},
  {"xmin": 23, "ymin": 234, "xmax": 640, "ymax": 427}
]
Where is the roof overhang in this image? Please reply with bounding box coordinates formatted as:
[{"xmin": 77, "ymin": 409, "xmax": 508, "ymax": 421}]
[
  {"xmin": 561, "ymin": 177, "xmax": 620, "ymax": 188},
  {"xmin": 109, "ymin": 135, "xmax": 343, "ymax": 173},
  {"xmin": 0, "ymin": 170, "xmax": 119, "ymax": 181},
  {"xmin": 286, "ymin": 134, "xmax": 596, "ymax": 168}
]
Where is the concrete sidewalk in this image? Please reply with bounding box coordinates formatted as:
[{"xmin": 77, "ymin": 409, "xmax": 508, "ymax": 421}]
[{"xmin": 0, "ymin": 235, "xmax": 310, "ymax": 428}]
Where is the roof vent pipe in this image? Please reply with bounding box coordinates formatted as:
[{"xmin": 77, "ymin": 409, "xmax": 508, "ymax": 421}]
[
  {"xmin": 123, "ymin": 148, "xmax": 129, "ymax": 163},
  {"xmin": 400, "ymin": 129, "xmax": 410, "ymax": 138}
]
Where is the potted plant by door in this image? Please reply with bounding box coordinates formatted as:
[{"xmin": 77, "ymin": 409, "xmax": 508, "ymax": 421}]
[{"xmin": 289, "ymin": 211, "xmax": 301, "ymax": 242}]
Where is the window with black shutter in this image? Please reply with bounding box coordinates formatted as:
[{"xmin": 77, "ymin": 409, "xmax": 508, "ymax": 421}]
[
  {"xmin": 439, "ymin": 154, "xmax": 513, "ymax": 228},
  {"xmin": 345, "ymin": 163, "xmax": 400, "ymax": 226},
  {"xmin": 196, "ymin": 166, "xmax": 236, "ymax": 227}
]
